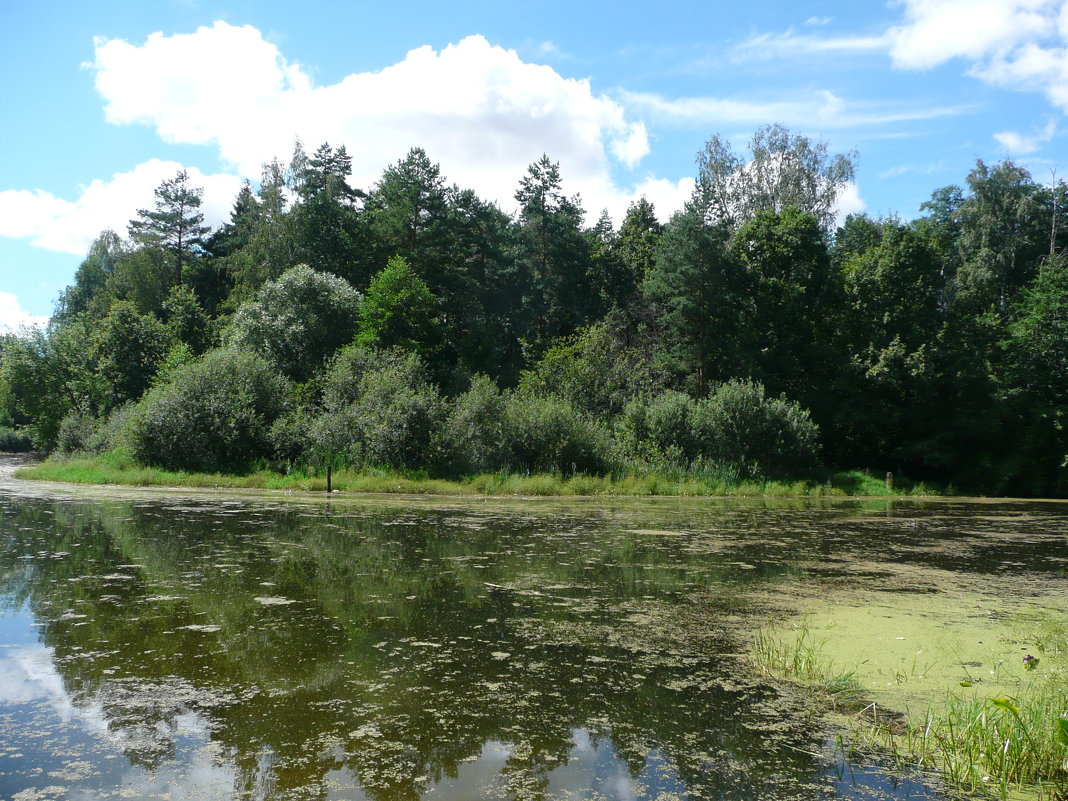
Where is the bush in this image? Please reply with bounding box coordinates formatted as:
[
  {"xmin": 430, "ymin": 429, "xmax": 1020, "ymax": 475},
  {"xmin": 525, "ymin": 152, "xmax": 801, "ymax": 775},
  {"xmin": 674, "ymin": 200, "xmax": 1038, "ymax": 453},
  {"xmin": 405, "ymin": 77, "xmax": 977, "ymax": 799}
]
[
  {"xmin": 226, "ymin": 265, "xmax": 361, "ymax": 381},
  {"xmin": 615, "ymin": 390, "xmax": 702, "ymax": 463},
  {"xmin": 0, "ymin": 426, "xmax": 33, "ymax": 453},
  {"xmin": 309, "ymin": 348, "xmax": 444, "ymax": 469},
  {"xmin": 88, "ymin": 403, "xmax": 140, "ymax": 455},
  {"xmin": 698, "ymin": 378, "xmax": 820, "ymax": 478},
  {"xmin": 55, "ymin": 406, "xmax": 98, "ymax": 454},
  {"xmin": 443, "ymin": 374, "xmax": 508, "ymax": 474},
  {"xmin": 518, "ymin": 322, "xmax": 665, "ymax": 417},
  {"xmin": 131, "ymin": 349, "xmax": 290, "ymax": 472},
  {"xmin": 613, "ymin": 380, "xmax": 820, "ymax": 478},
  {"xmin": 501, "ymin": 394, "xmax": 610, "ymax": 475}
]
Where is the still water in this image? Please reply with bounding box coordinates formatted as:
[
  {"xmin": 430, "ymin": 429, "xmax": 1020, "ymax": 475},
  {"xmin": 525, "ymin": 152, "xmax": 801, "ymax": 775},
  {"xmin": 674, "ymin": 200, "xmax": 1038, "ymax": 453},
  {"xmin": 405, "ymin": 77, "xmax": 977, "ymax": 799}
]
[{"xmin": 2, "ymin": 457, "xmax": 1066, "ymax": 800}]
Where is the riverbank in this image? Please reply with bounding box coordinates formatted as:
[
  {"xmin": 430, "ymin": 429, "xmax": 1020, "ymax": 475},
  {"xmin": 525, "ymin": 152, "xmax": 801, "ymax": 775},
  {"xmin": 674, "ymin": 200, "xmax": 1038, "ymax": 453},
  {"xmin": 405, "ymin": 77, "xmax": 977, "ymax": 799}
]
[
  {"xmin": 748, "ymin": 551, "xmax": 1068, "ymax": 799},
  {"xmin": 13, "ymin": 452, "xmax": 939, "ymax": 498}
]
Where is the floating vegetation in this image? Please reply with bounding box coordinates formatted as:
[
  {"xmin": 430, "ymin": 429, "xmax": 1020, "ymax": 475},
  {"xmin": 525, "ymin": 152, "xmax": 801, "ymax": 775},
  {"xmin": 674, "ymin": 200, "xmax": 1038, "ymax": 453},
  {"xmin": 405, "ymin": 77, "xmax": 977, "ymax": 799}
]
[{"xmin": 4, "ymin": 455, "xmax": 1067, "ymax": 799}]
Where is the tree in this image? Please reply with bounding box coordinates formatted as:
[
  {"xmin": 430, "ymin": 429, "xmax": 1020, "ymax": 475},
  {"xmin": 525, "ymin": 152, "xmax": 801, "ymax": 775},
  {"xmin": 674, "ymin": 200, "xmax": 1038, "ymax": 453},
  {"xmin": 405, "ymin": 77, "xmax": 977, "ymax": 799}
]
[
  {"xmin": 93, "ymin": 301, "xmax": 173, "ymax": 410},
  {"xmin": 613, "ymin": 198, "xmax": 662, "ymax": 302},
  {"xmin": 514, "ymin": 155, "xmax": 596, "ymax": 353},
  {"xmin": 54, "ymin": 231, "xmax": 124, "ymax": 321},
  {"xmin": 356, "ymin": 256, "xmax": 443, "ymax": 365},
  {"xmin": 954, "ymin": 159, "xmax": 1050, "ymax": 314},
  {"xmin": 694, "ymin": 124, "xmax": 856, "ymax": 232},
  {"xmin": 0, "ymin": 321, "xmax": 102, "ymax": 448},
  {"xmin": 128, "ymin": 170, "xmax": 211, "ymax": 287},
  {"xmin": 289, "ymin": 142, "xmax": 366, "ymax": 284},
  {"xmin": 729, "ymin": 206, "xmax": 837, "ymax": 406},
  {"xmin": 226, "ymin": 265, "xmax": 362, "ymax": 382},
  {"xmin": 643, "ymin": 204, "xmax": 753, "ymax": 389}
]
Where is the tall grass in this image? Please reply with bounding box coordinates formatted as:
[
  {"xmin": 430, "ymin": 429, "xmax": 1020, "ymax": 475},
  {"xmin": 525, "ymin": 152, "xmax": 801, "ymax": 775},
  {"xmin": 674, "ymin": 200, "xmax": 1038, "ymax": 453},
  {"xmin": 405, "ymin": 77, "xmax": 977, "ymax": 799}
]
[
  {"xmin": 16, "ymin": 451, "xmax": 942, "ymax": 499},
  {"xmin": 753, "ymin": 626, "xmax": 1068, "ymax": 800},
  {"xmin": 857, "ymin": 691, "xmax": 1068, "ymax": 799}
]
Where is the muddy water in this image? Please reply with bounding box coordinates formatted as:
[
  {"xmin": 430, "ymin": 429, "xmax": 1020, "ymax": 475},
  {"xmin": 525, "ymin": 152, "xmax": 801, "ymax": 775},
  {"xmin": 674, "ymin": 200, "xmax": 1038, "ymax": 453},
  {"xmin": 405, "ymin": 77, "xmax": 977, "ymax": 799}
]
[{"xmin": 2, "ymin": 457, "xmax": 1065, "ymax": 800}]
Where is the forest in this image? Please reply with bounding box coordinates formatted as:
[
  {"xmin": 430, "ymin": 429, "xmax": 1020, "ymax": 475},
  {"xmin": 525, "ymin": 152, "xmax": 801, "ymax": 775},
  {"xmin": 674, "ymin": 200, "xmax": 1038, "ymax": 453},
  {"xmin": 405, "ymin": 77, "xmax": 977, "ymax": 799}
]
[{"xmin": 2, "ymin": 124, "xmax": 1066, "ymax": 496}]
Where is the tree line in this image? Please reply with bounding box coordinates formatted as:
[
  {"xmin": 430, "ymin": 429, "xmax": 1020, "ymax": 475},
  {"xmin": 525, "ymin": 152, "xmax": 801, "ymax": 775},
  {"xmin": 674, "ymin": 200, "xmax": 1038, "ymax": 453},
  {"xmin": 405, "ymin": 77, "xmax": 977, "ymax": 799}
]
[{"xmin": 2, "ymin": 124, "xmax": 1067, "ymax": 494}]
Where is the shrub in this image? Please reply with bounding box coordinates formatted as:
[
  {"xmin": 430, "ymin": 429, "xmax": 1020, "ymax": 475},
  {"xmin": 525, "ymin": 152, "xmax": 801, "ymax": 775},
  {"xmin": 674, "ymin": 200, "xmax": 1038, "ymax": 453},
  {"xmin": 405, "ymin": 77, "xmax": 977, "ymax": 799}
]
[
  {"xmin": 501, "ymin": 394, "xmax": 609, "ymax": 475},
  {"xmin": 615, "ymin": 390, "xmax": 702, "ymax": 463},
  {"xmin": 131, "ymin": 349, "xmax": 290, "ymax": 472},
  {"xmin": 309, "ymin": 349, "xmax": 444, "ymax": 469},
  {"xmin": 697, "ymin": 378, "xmax": 820, "ymax": 478},
  {"xmin": 0, "ymin": 426, "xmax": 33, "ymax": 453},
  {"xmin": 55, "ymin": 406, "xmax": 98, "ymax": 454},
  {"xmin": 443, "ymin": 374, "xmax": 508, "ymax": 474},
  {"xmin": 88, "ymin": 403, "xmax": 140, "ymax": 455},
  {"xmin": 518, "ymin": 322, "xmax": 665, "ymax": 417},
  {"xmin": 226, "ymin": 265, "xmax": 361, "ymax": 381}
]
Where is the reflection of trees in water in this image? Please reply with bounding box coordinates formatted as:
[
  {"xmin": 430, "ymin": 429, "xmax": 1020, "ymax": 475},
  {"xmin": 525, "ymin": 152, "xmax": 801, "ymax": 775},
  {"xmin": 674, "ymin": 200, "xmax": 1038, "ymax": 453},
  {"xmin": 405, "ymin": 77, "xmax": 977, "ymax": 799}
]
[{"xmin": 2, "ymin": 495, "xmax": 838, "ymax": 800}]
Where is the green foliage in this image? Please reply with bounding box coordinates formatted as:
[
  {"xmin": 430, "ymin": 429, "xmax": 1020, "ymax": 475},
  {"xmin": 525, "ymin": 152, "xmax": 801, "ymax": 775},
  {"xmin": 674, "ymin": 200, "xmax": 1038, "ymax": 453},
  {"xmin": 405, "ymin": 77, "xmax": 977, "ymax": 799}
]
[
  {"xmin": 443, "ymin": 374, "xmax": 509, "ymax": 474},
  {"xmin": 0, "ymin": 321, "xmax": 102, "ymax": 449},
  {"xmin": 513, "ymin": 155, "xmax": 596, "ymax": 353},
  {"xmin": 55, "ymin": 405, "xmax": 98, "ymax": 454},
  {"xmin": 616, "ymin": 380, "xmax": 820, "ymax": 478},
  {"xmin": 131, "ymin": 348, "xmax": 290, "ymax": 473},
  {"xmin": 699, "ymin": 378, "xmax": 820, "ymax": 478},
  {"xmin": 500, "ymin": 393, "xmax": 610, "ymax": 475},
  {"xmin": 355, "ymin": 256, "xmax": 443, "ymax": 362},
  {"xmin": 644, "ymin": 205, "xmax": 752, "ymax": 387},
  {"xmin": 227, "ymin": 264, "xmax": 362, "ymax": 381},
  {"xmin": 518, "ymin": 322, "xmax": 664, "ymax": 417},
  {"xmin": 0, "ymin": 427, "xmax": 34, "ymax": 452},
  {"xmin": 93, "ymin": 301, "xmax": 172, "ymax": 409},
  {"xmin": 310, "ymin": 348, "xmax": 444, "ymax": 469},
  {"xmin": 616, "ymin": 390, "xmax": 703, "ymax": 464},
  {"xmin": 19, "ymin": 136, "xmax": 1068, "ymax": 496},
  {"xmin": 162, "ymin": 285, "xmax": 211, "ymax": 354}
]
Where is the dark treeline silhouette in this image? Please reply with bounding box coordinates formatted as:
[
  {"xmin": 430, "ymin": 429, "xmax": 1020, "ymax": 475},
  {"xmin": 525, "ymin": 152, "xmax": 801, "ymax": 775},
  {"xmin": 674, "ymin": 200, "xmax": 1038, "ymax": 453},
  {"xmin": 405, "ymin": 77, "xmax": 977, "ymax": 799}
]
[{"xmin": 2, "ymin": 125, "xmax": 1067, "ymax": 495}]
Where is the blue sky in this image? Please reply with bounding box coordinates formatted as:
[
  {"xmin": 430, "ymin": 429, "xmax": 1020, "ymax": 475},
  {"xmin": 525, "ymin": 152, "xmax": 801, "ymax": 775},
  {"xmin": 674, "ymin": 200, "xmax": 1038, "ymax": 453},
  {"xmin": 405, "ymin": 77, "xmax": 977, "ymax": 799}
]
[{"xmin": 2, "ymin": 0, "xmax": 1067, "ymax": 329}]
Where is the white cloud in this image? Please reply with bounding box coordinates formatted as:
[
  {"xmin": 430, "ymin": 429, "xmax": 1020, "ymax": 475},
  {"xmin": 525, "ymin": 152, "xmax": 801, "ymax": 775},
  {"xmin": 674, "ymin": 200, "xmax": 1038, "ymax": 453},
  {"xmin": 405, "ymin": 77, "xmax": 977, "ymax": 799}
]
[
  {"xmin": 0, "ymin": 160, "xmax": 243, "ymax": 255},
  {"xmin": 89, "ymin": 23, "xmax": 650, "ymax": 219},
  {"xmin": 994, "ymin": 119, "xmax": 1057, "ymax": 152},
  {"xmin": 888, "ymin": 0, "xmax": 1057, "ymax": 70},
  {"xmin": 887, "ymin": 0, "xmax": 1068, "ymax": 112},
  {"xmin": 736, "ymin": 2, "xmax": 1068, "ymax": 115},
  {"xmin": 0, "ymin": 293, "xmax": 48, "ymax": 333},
  {"xmin": 832, "ymin": 182, "xmax": 868, "ymax": 224}
]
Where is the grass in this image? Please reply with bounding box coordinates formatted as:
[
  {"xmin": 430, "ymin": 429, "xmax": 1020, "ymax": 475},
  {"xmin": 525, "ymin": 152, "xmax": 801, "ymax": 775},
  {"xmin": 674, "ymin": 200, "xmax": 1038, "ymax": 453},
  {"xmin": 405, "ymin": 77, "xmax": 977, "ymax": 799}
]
[
  {"xmin": 13, "ymin": 452, "xmax": 942, "ymax": 499},
  {"xmin": 752, "ymin": 625, "xmax": 1068, "ymax": 800}
]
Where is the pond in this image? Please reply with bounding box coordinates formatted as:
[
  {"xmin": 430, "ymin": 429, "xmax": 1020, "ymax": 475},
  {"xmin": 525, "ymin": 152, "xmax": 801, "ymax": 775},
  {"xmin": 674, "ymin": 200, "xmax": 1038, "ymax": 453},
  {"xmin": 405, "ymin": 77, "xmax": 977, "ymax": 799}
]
[{"xmin": 2, "ymin": 455, "xmax": 1066, "ymax": 801}]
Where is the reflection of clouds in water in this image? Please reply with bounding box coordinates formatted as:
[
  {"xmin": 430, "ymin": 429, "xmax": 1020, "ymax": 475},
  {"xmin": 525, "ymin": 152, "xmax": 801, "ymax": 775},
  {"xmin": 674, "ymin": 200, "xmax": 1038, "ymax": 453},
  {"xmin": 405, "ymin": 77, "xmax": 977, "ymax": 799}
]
[
  {"xmin": 0, "ymin": 643, "xmax": 73, "ymax": 711},
  {"xmin": 1, "ymin": 641, "xmax": 236, "ymax": 800},
  {"xmin": 411, "ymin": 730, "xmax": 663, "ymax": 801}
]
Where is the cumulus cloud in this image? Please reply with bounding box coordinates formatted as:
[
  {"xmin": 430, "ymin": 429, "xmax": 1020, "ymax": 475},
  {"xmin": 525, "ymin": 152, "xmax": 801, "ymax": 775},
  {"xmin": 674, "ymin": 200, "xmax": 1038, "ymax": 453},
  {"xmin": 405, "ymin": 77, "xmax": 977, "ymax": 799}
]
[
  {"xmin": 888, "ymin": 0, "xmax": 1056, "ymax": 70},
  {"xmin": 0, "ymin": 160, "xmax": 243, "ymax": 255},
  {"xmin": 888, "ymin": 0, "xmax": 1068, "ymax": 113},
  {"xmin": 0, "ymin": 293, "xmax": 48, "ymax": 333},
  {"xmin": 89, "ymin": 23, "xmax": 650, "ymax": 216}
]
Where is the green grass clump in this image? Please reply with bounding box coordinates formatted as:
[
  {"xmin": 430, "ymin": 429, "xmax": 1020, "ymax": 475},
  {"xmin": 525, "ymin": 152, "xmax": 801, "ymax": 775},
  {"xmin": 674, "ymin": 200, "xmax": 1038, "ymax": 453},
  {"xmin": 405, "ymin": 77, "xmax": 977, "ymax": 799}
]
[{"xmin": 15, "ymin": 453, "xmax": 942, "ymax": 499}]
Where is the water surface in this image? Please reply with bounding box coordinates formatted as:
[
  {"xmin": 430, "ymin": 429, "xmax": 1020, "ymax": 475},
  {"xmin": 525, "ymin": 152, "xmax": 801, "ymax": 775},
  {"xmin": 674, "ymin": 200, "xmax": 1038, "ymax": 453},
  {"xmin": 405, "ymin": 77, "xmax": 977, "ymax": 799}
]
[{"xmin": 3, "ymin": 457, "xmax": 1065, "ymax": 800}]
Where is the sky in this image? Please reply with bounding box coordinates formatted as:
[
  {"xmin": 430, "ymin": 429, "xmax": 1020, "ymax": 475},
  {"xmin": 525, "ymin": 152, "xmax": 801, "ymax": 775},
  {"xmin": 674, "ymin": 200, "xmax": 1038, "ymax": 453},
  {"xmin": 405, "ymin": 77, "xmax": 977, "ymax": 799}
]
[{"xmin": 2, "ymin": 0, "xmax": 1067, "ymax": 330}]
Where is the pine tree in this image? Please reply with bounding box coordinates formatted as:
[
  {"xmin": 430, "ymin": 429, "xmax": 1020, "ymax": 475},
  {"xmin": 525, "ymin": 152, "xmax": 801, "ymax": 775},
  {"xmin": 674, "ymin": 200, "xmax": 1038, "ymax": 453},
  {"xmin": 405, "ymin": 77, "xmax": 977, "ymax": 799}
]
[{"xmin": 128, "ymin": 170, "xmax": 211, "ymax": 288}]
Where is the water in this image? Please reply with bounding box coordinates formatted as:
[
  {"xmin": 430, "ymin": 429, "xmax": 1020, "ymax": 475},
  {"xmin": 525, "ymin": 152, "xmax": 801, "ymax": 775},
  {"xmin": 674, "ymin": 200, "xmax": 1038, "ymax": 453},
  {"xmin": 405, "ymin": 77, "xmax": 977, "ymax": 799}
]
[{"xmin": 2, "ymin": 457, "xmax": 1065, "ymax": 800}]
